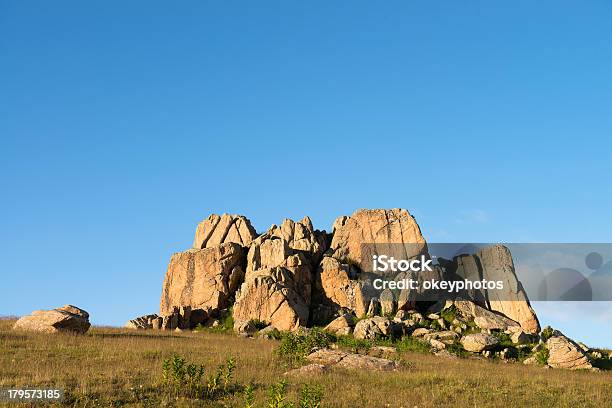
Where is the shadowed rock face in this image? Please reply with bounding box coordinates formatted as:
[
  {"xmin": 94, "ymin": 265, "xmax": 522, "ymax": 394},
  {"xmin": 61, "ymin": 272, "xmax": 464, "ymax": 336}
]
[
  {"xmin": 13, "ymin": 305, "xmax": 90, "ymax": 334},
  {"xmin": 159, "ymin": 242, "xmax": 245, "ymax": 316},
  {"xmin": 452, "ymin": 245, "xmax": 540, "ymax": 334}
]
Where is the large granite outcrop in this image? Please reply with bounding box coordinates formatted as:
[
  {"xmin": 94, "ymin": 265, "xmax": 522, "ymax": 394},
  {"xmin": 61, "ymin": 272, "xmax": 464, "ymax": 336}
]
[{"xmin": 160, "ymin": 242, "xmax": 245, "ymax": 316}]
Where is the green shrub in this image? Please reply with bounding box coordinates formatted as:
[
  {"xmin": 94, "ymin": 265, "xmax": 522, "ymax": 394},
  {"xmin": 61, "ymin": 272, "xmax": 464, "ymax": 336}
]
[
  {"xmin": 440, "ymin": 305, "xmax": 458, "ymax": 324},
  {"xmin": 276, "ymin": 328, "xmax": 334, "ymax": 366},
  {"xmin": 336, "ymin": 335, "xmax": 373, "ymax": 353},
  {"xmin": 445, "ymin": 343, "xmax": 469, "ymax": 358},
  {"xmin": 299, "ymin": 384, "xmax": 323, "ymax": 408},
  {"xmin": 535, "ymin": 348, "xmax": 550, "ymax": 365},
  {"xmin": 243, "ymin": 384, "xmax": 255, "ymax": 408},
  {"xmin": 161, "ymin": 355, "xmax": 237, "ymax": 400},
  {"xmin": 268, "ymin": 380, "xmax": 291, "ymax": 408},
  {"xmin": 541, "ymin": 326, "xmax": 555, "ymax": 342},
  {"xmin": 396, "ymin": 336, "xmax": 431, "ymax": 354}
]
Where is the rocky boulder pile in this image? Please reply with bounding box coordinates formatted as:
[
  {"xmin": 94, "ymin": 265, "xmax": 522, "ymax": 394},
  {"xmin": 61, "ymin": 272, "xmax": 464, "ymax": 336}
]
[{"xmin": 122, "ymin": 209, "xmax": 604, "ymax": 371}]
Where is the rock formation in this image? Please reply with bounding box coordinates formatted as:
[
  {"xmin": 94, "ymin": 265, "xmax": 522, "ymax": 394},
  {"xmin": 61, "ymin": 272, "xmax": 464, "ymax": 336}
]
[
  {"xmin": 14, "ymin": 305, "xmax": 90, "ymax": 334},
  {"xmin": 193, "ymin": 214, "xmax": 257, "ymax": 249},
  {"xmin": 159, "ymin": 242, "xmax": 245, "ymax": 316},
  {"xmin": 152, "ymin": 209, "xmax": 546, "ymax": 346}
]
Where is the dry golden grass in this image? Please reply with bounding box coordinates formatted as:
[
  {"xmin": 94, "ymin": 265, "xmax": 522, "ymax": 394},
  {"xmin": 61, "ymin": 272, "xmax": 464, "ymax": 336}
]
[{"xmin": 0, "ymin": 319, "xmax": 611, "ymax": 407}]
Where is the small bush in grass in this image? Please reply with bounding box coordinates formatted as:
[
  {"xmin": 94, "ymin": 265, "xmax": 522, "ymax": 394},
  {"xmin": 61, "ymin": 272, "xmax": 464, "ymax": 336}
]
[
  {"xmin": 243, "ymin": 384, "xmax": 255, "ymax": 408},
  {"xmin": 276, "ymin": 328, "xmax": 334, "ymax": 367},
  {"xmin": 445, "ymin": 343, "xmax": 469, "ymax": 358},
  {"xmin": 396, "ymin": 337, "xmax": 431, "ymax": 354},
  {"xmin": 299, "ymin": 384, "xmax": 323, "ymax": 408},
  {"xmin": 336, "ymin": 335, "xmax": 372, "ymax": 354},
  {"xmin": 535, "ymin": 348, "xmax": 550, "ymax": 365},
  {"xmin": 161, "ymin": 355, "xmax": 237, "ymax": 400}
]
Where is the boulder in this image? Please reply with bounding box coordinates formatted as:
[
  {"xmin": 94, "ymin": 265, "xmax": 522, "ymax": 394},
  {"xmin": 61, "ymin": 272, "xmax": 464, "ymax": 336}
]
[
  {"xmin": 232, "ymin": 266, "xmax": 309, "ymax": 331},
  {"xmin": 460, "ymin": 333, "xmax": 499, "ymax": 353},
  {"xmin": 452, "ymin": 299, "xmax": 521, "ymax": 331},
  {"xmin": 193, "ymin": 214, "xmax": 257, "ymax": 249},
  {"xmin": 452, "ymin": 245, "xmax": 540, "ymax": 334},
  {"xmin": 546, "ymin": 334, "xmax": 593, "ymax": 370},
  {"xmin": 233, "ymin": 320, "xmax": 257, "ymax": 336},
  {"xmin": 306, "ymin": 349, "xmax": 399, "ymax": 371},
  {"xmin": 313, "ymin": 256, "xmax": 370, "ymax": 319},
  {"xmin": 379, "ymin": 289, "xmax": 396, "ymax": 316},
  {"xmin": 284, "ymin": 364, "xmax": 328, "ymax": 376},
  {"xmin": 159, "ymin": 243, "xmax": 245, "ymax": 316},
  {"xmin": 329, "ymin": 208, "xmax": 427, "ymax": 265},
  {"xmin": 125, "ymin": 314, "xmax": 159, "ymax": 330},
  {"xmin": 13, "ymin": 305, "xmax": 90, "ymax": 334},
  {"xmin": 510, "ymin": 330, "xmax": 533, "ymax": 345},
  {"xmin": 411, "ymin": 328, "xmax": 431, "ymax": 337},
  {"xmin": 324, "ymin": 313, "xmax": 355, "ymax": 336},
  {"xmin": 353, "ymin": 316, "xmax": 393, "ymax": 340}
]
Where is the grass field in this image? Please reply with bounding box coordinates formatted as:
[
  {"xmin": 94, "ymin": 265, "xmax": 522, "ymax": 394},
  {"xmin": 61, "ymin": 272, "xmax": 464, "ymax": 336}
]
[{"xmin": 1, "ymin": 319, "xmax": 611, "ymax": 407}]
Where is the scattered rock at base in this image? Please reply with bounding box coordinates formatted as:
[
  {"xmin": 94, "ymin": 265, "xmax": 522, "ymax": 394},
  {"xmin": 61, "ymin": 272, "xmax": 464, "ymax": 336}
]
[
  {"xmin": 460, "ymin": 333, "xmax": 499, "ymax": 353},
  {"xmin": 324, "ymin": 313, "xmax": 355, "ymax": 336},
  {"xmin": 306, "ymin": 349, "xmax": 399, "ymax": 371},
  {"xmin": 284, "ymin": 364, "xmax": 328, "ymax": 376},
  {"xmin": 13, "ymin": 305, "xmax": 90, "ymax": 334},
  {"xmin": 234, "ymin": 320, "xmax": 257, "ymax": 336},
  {"xmin": 546, "ymin": 334, "xmax": 593, "ymax": 370},
  {"xmin": 353, "ymin": 316, "xmax": 393, "ymax": 340},
  {"xmin": 125, "ymin": 314, "xmax": 159, "ymax": 330}
]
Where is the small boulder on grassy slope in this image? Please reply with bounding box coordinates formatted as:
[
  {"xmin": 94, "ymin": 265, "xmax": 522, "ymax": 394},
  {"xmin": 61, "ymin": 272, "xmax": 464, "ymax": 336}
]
[
  {"xmin": 460, "ymin": 333, "xmax": 499, "ymax": 353},
  {"xmin": 13, "ymin": 305, "xmax": 90, "ymax": 334},
  {"xmin": 306, "ymin": 349, "xmax": 399, "ymax": 371},
  {"xmin": 546, "ymin": 333, "xmax": 593, "ymax": 370}
]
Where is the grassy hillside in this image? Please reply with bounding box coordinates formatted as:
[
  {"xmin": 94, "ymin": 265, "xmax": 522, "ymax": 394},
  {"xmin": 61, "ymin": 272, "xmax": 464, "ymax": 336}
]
[{"xmin": 0, "ymin": 319, "xmax": 611, "ymax": 407}]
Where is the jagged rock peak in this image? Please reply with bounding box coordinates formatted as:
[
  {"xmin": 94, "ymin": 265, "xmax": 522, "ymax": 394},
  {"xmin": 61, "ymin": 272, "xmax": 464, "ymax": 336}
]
[{"xmin": 193, "ymin": 213, "xmax": 258, "ymax": 249}]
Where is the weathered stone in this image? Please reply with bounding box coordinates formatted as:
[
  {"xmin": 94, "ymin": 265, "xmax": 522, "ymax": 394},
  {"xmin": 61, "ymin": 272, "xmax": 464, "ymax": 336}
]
[
  {"xmin": 284, "ymin": 364, "xmax": 328, "ymax": 376},
  {"xmin": 329, "ymin": 208, "xmax": 427, "ymax": 265},
  {"xmin": 511, "ymin": 330, "xmax": 532, "ymax": 345},
  {"xmin": 160, "ymin": 243, "xmax": 245, "ymax": 316},
  {"xmin": 151, "ymin": 317, "xmax": 163, "ymax": 330},
  {"xmin": 233, "ymin": 266, "xmax": 309, "ymax": 331},
  {"xmin": 125, "ymin": 314, "xmax": 159, "ymax": 330},
  {"xmin": 546, "ymin": 334, "xmax": 593, "ymax": 370},
  {"xmin": 453, "ymin": 245, "xmax": 540, "ymax": 334},
  {"xmin": 233, "ymin": 320, "xmax": 257, "ymax": 336},
  {"xmin": 306, "ymin": 349, "xmax": 399, "ymax": 371},
  {"xmin": 429, "ymin": 339, "xmax": 446, "ymax": 350},
  {"xmin": 13, "ymin": 305, "xmax": 90, "ymax": 334},
  {"xmin": 324, "ymin": 313, "xmax": 355, "ymax": 335},
  {"xmin": 367, "ymin": 298, "xmax": 380, "ymax": 317},
  {"xmin": 461, "ymin": 333, "xmax": 499, "ymax": 353},
  {"xmin": 452, "ymin": 299, "xmax": 521, "ymax": 331},
  {"xmin": 424, "ymin": 330, "xmax": 460, "ymax": 344},
  {"xmin": 314, "ymin": 256, "xmax": 370, "ymax": 319},
  {"xmin": 411, "ymin": 328, "xmax": 431, "ymax": 337},
  {"xmin": 193, "ymin": 214, "xmax": 257, "ymax": 249},
  {"xmin": 369, "ymin": 346, "xmax": 398, "ymax": 358},
  {"xmin": 379, "ymin": 289, "xmax": 396, "ymax": 316},
  {"xmin": 354, "ymin": 316, "xmax": 392, "ymax": 340}
]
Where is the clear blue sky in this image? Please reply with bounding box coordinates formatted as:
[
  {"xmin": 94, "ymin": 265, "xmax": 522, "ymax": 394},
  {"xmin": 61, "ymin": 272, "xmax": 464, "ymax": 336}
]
[{"xmin": 1, "ymin": 1, "xmax": 611, "ymax": 346}]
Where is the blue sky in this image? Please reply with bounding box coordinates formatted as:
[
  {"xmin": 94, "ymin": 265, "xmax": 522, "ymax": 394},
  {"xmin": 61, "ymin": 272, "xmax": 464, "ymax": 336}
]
[{"xmin": 1, "ymin": 1, "xmax": 611, "ymax": 346}]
